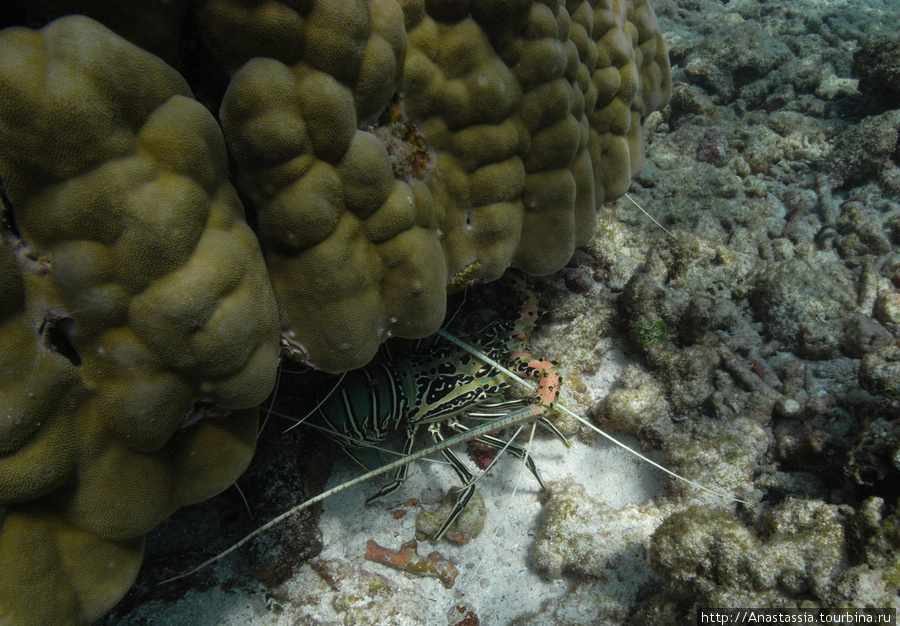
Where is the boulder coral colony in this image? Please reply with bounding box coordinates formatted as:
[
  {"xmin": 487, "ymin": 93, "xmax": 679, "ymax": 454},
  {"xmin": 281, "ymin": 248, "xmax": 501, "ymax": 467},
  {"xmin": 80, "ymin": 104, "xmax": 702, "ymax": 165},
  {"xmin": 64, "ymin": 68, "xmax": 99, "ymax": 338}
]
[{"xmin": 0, "ymin": 1, "xmax": 672, "ymax": 623}]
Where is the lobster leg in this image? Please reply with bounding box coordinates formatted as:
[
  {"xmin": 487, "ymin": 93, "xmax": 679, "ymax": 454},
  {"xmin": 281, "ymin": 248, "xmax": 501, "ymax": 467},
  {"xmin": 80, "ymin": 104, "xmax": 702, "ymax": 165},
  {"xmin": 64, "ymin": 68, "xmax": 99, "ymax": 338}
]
[
  {"xmin": 425, "ymin": 422, "xmax": 479, "ymax": 541},
  {"xmin": 535, "ymin": 416, "xmax": 571, "ymax": 448},
  {"xmin": 365, "ymin": 424, "xmax": 418, "ymax": 505},
  {"xmin": 364, "ymin": 419, "xmax": 479, "ymax": 542},
  {"xmin": 445, "ymin": 420, "xmax": 547, "ymax": 490}
]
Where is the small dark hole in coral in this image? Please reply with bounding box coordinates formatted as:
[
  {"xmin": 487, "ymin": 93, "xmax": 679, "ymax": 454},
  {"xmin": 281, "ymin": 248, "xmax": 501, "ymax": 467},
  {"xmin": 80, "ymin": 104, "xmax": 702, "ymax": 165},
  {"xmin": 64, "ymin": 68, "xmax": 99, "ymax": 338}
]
[
  {"xmin": 0, "ymin": 176, "xmax": 22, "ymax": 239},
  {"xmin": 40, "ymin": 314, "xmax": 81, "ymax": 367},
  {"xmin": 732, "ymin": 66, "xmax": 761, "ymax": 89},
  {"xmin": 180, "ymin": 400, "xmax": 232, "ymax": 428}
]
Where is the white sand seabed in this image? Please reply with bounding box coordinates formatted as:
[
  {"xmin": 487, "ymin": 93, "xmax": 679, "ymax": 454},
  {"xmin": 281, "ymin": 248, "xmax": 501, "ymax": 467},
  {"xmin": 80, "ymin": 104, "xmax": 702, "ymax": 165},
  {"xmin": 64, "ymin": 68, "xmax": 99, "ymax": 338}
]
[{"xmin": 276, "ymin": 403, "xmax": 669, "ymax": 624}]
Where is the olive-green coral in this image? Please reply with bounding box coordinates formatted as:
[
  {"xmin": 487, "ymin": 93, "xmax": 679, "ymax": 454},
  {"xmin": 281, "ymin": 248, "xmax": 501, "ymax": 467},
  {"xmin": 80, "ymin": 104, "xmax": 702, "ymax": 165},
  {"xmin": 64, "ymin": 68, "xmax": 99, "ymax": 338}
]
[
  {"xmin": 220, "ymin": 54, "xmax": 448, "ymax": 372},
  {"xmin": 205, "ymin": 0, "xmax": 671, "ymax": 371},
  {"xmin": 0, "ymin": 16, "xmax": 280, "ymax": 624},
  {"xmin": 3, "ymin": 2, "xmax": 670, "ymax": 375},
  {"xmin": 401, "ymin": 0, "xmax": 671, "ymax": 279}
]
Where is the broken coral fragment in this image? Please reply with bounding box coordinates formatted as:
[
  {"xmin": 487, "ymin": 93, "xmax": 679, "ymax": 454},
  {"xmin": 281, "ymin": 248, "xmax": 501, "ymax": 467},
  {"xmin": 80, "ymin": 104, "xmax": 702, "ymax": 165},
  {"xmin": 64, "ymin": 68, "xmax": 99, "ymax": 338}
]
[{"xmin": 365, "ymin": 539, "xmax": 459, "ymax": 589}]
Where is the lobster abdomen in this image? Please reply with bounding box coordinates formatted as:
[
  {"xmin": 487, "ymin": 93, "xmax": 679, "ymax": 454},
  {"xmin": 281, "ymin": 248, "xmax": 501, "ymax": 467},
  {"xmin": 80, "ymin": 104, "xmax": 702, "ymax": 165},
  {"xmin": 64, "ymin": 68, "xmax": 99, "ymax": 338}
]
[{"xmin": 310, "ymin": 362, "xmax": 415, "ymax": 450}]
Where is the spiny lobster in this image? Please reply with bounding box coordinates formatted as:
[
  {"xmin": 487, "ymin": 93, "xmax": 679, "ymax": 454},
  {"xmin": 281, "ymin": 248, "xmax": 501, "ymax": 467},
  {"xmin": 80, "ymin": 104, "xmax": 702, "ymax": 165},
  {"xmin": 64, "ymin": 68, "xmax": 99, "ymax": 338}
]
[
  {"xmin": 163, "ymin": 277, "xmax": 737, "ymax": 583},
  {"xmin": 302, "ymin": 278, "xmax": 569, "ymax": 541}
]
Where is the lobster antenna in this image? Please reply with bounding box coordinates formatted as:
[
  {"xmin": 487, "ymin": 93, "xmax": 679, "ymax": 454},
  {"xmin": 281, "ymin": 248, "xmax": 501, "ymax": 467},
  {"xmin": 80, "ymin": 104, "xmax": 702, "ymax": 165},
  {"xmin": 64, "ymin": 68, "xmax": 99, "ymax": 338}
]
[
  {"xmin": 464, "ymin": 423, "xmax": 526, "ymax": 489},
  {"xmin": 159, "ymin": 403, "xmax": 546, "ymax": 584},
  {"xmin": 435, "ymin": 329, "xmax": 748, "ymax": 505},
  {"xmin": 282, "ymin": 371, "xmax": 347, "ymax": 435},
  {"xmin": 472, "ymin": 419, "xmax": 538, "ymax": 578},
  {"xmin": 443, "ymin": 283, "xmax": 468, "ymax": 329},
  {"xmin": 232, "ymin": 482, "xmax": 252, "ymax": 520},
  {"xmin": 624, "ymin": 193, "xmax": 679, "ymax": 241},
  {"xmin": 256, "ymin": 358, "xmax": 284, "ymax": 438},
  {"xmin": 275, "ymin": 408, "xmax": 454, "ymax": 467}
]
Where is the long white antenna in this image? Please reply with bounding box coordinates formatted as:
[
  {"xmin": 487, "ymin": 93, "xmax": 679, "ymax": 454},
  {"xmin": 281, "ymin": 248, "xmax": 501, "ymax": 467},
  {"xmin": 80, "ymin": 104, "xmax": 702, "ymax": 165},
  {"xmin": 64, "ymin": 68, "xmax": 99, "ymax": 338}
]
[
  {"xmin": 160, "ymin": 402, "xmax": 545, "ymax": 585},
  {"xmin": 436, "ymin": 328, "xmax": 747, "ymax": 504},
  {"xmin": 624, "ymin": 193, "xmax": 679, "ymax": 241}
]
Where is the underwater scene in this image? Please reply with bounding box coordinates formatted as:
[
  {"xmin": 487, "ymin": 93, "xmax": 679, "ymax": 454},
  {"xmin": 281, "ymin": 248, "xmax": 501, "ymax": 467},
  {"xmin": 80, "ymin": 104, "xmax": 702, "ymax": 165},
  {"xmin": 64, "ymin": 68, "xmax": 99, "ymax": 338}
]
[{"xmin": 1, "ymin": 0, "xmax": 899, "ymax": 624}]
